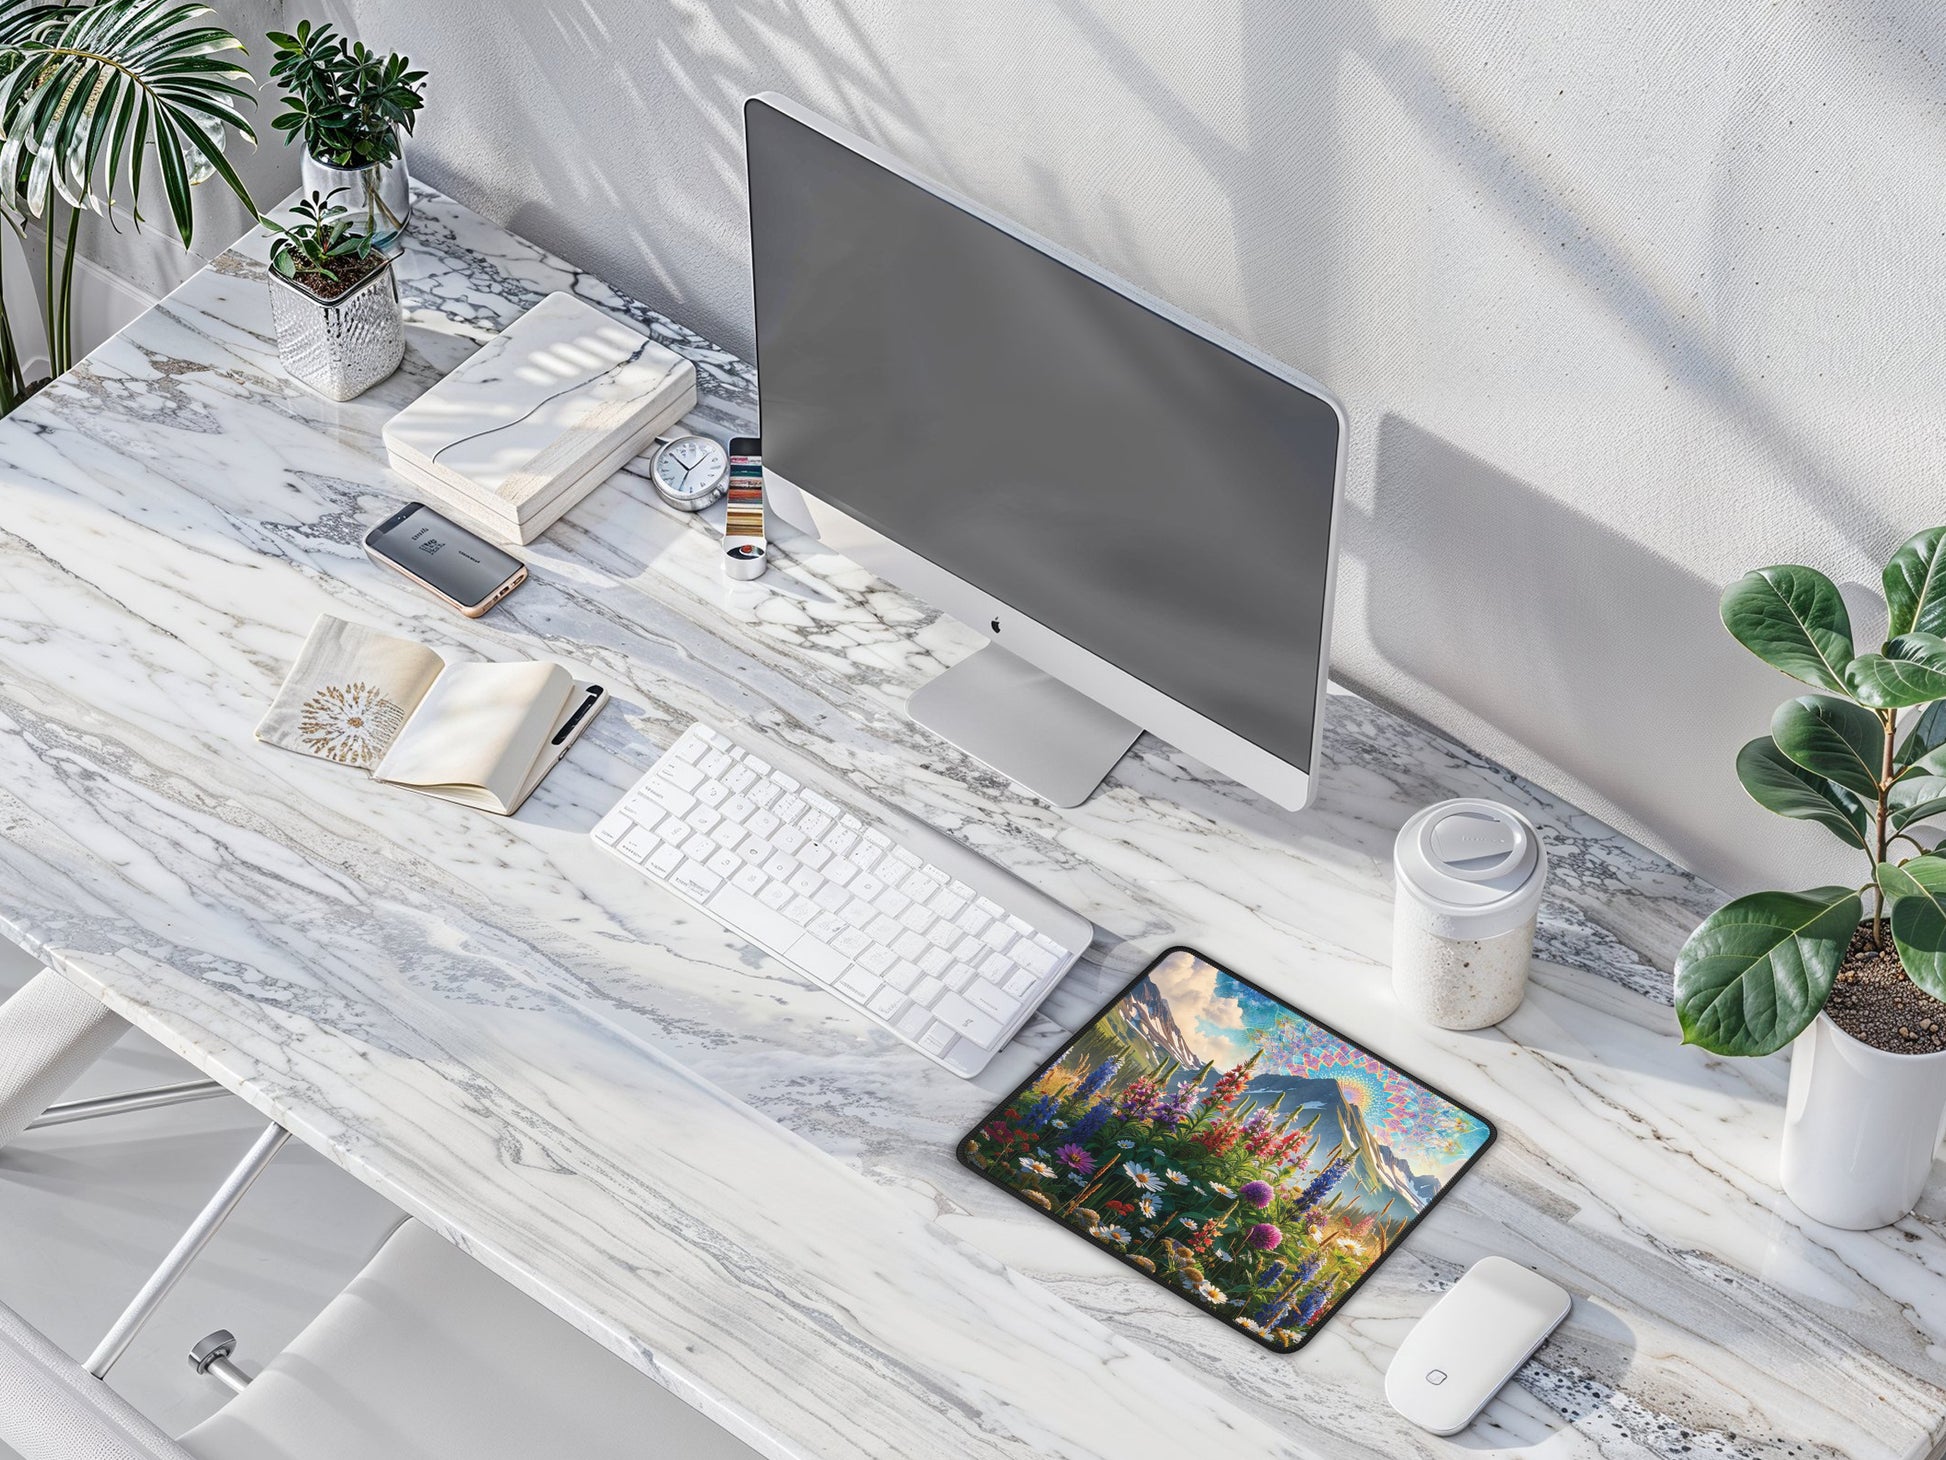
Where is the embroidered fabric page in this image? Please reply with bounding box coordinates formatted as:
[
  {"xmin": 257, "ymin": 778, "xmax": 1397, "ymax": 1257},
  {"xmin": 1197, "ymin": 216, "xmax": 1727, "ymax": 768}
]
[
  {"xmin": 255, "ymin": 615, "xmax": 445, "ymax": 770},
  {"xmin": 372, "ymin": 659, "xmax": 572, "ymax": 813}
]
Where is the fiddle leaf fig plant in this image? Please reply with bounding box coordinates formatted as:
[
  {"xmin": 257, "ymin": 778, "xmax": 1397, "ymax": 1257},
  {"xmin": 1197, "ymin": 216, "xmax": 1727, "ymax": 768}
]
[{"xmin": 1675, "ymin": 527, "xmax": 1946, "ymax": 1056}]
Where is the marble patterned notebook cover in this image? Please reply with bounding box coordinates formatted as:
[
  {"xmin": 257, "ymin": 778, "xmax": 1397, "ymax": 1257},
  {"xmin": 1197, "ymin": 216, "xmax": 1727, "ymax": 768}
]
[
  {"xmin": 958, "ymin": 947, "xmax": 1495, "ymax": 1353},
  {"xmin": 383, "ymin": 291, "xmax": 697, "ymax": 534}
]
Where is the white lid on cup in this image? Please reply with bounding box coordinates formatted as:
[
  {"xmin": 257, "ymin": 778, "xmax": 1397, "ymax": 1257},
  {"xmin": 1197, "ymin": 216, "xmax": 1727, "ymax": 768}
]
[{"xmin": 1393, "ymin": 799, "xmax": 1547, "ymax": 941}]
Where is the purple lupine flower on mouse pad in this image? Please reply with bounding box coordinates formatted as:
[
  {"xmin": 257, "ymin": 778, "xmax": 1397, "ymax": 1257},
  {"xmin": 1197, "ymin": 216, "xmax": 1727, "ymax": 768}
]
[{"xmin": 958, "ymin": 947, "xmax": 1494, "ymax": 1353}]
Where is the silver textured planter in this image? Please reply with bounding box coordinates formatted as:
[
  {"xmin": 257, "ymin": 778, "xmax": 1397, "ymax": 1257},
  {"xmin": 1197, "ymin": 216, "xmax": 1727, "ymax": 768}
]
[
  {"xmin": 267, "ymin": 257, "xmax": 406, "ymax": 402},
  {"xmin": 302, "ymin": 144, "xmax": 411, "ymax": 251}
]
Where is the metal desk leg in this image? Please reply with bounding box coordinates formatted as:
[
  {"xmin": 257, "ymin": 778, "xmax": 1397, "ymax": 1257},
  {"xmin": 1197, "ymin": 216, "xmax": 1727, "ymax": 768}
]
[{"xmin": 0, "ymin": 969, "xmax": 130, "ymax": 1151}]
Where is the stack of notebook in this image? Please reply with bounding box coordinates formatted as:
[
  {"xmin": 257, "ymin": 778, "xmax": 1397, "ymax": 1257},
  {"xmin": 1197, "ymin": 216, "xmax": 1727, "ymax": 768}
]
[{"xmin": 383, "ymin": 292, "xmax": 697, "ymax": 543}]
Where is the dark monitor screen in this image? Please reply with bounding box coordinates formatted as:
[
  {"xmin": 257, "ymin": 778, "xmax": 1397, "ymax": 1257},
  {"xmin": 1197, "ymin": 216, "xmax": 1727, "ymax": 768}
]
[{"xmin": 747, "ymin": 99, "xmax": 1341, "ymax": 773}]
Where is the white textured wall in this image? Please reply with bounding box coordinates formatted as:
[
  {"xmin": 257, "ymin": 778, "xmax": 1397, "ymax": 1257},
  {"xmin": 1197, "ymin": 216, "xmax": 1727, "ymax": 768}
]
[{"xmin": 287, "ymin": 0, "xmax": 1943, "ymax": 896}]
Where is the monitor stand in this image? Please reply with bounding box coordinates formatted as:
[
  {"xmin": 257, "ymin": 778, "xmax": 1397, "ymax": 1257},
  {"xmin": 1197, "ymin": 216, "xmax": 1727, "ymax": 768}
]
[{"xmin": 907, "ymin": 643, "xmax": 1140, "ymax": 808}]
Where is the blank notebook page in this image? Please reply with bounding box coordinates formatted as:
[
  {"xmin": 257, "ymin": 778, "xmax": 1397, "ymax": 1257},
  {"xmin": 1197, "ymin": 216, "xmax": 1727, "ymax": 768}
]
[{"xmin": 375, "ymin": 660, "xmax": 571, "ymax": 811}]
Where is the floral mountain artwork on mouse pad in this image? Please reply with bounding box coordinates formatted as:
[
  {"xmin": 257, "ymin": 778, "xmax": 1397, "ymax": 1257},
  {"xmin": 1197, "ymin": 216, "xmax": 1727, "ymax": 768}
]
[{"xmin": 958, "ymin": 948, "xmax": 1494, "ymax": 1352}]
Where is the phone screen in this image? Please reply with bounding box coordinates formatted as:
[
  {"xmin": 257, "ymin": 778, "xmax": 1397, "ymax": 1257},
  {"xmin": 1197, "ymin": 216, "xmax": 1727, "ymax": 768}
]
[{"xmin": 365, "ymin": 504, "xmax": 524, "ymax": 609}]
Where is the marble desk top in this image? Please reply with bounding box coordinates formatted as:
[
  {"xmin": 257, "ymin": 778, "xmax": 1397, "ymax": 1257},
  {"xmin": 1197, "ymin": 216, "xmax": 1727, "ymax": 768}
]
[{"xmin": 0, "ymin": 184, "xmax": 1939, "ymax": 1460}]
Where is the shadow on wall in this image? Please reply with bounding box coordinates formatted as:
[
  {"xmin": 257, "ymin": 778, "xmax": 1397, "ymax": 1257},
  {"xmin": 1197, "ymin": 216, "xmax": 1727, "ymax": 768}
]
[{"xmin": 1358, "ymin": 413, "xmax": 1850, "ymax": 892}]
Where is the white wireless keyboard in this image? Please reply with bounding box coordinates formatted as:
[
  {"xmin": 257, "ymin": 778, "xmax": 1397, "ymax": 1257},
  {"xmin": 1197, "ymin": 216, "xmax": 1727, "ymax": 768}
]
[{"xmin": 593, "ymin": 722, "xmax": 1093, "ymax": 1076}]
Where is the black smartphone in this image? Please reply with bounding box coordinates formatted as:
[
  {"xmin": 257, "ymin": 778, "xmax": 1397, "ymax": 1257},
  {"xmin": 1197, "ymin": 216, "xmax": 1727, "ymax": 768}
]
[{"xmin": 363, "ymin": 503, "xmax": 528, "ymax": 617}]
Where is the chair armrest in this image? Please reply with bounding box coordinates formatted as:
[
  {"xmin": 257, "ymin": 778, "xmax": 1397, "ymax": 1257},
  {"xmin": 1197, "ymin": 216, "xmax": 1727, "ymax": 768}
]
[{"xmin": 0, "ymin": 1298, "xmax": 196, "ymax": 1460}]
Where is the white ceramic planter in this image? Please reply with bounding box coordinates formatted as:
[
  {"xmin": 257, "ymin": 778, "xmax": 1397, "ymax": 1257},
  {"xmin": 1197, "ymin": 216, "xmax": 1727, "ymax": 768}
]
[{"xmin": 1781, "ymin": 1011, "xmax": 1946, "ymax": 1228}]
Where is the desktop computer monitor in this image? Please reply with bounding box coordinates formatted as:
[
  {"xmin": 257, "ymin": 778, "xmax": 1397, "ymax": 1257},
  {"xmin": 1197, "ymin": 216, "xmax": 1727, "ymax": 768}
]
[{"xmin": 744, "ymin": 94, "xmax": 1346, "ymax": 810}]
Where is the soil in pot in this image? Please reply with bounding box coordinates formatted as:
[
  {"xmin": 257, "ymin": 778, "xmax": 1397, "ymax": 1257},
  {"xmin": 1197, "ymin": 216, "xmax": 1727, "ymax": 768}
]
[
  {"xmin": 281, "ymin": 251, "xmax": 387, "ymax": 301},
  {"xmin": 1825, "ymin": 925, "xmax": 1946, "ymax": 1053}
]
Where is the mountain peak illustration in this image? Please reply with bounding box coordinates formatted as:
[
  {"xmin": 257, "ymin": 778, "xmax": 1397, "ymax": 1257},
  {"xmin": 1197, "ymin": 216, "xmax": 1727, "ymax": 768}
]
[{"xmin": 1120, "ymin": 976, "xmax": 1202, "ymax": 1070}]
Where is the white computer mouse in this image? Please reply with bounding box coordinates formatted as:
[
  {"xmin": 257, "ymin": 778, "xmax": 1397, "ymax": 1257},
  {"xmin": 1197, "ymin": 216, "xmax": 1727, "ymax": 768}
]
[{"xmin": 1383, "ymin": 1256, "xmax": 1571, "ymax": 1435}]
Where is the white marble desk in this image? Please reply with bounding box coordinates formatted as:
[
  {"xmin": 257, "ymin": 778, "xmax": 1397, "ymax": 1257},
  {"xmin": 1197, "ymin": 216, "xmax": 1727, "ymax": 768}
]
[{"xmin": 0, "ymin": 185, "xmax": 1939, "ymax": 1460}]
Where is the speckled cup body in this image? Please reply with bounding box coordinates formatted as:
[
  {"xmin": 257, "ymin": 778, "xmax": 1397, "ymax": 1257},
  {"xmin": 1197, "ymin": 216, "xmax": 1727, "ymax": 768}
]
[
  {"xmin": 1782, "ymin": 1012, "xmax": 1946, "ymax": 1229},
  {"xmin": 1392, "ymin": 910, "xmax": 1534, "ymax": 1030}
]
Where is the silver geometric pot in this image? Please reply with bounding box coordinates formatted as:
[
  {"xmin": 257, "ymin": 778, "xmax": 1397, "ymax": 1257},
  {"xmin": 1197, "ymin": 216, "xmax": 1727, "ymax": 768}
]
[{"xmin": 267, "ymin": 255, "xmax": 406, "ymax": 402}]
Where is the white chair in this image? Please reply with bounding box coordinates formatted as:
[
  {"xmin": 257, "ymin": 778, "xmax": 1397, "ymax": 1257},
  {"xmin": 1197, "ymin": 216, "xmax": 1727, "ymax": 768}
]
[
  {"xmin": 0, "ymin": 1112, "xmax": 765, "ymax": 1460},
  {"xmin": 177, "ymin": 1217, "xmax": 764, "ymax": 1460}
]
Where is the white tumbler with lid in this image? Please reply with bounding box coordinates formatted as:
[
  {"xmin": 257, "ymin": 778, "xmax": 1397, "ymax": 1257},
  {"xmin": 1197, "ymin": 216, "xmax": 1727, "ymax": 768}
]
[{"xmin": 1392, "ymin": 799, "xmax": 1548, "ymax": 1030}]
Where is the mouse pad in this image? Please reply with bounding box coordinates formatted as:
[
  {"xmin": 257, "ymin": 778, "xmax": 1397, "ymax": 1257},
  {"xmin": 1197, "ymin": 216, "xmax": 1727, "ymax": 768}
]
[{"xmin": 957, "ymin": 946, "xmax": 1495, "ymax": 1353}]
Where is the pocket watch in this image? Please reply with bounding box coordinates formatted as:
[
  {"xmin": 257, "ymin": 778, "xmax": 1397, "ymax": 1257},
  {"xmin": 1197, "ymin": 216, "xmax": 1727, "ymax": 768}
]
[{"xmin": 647, "ymin": 432, "xmax": 730, "ymax": 512}]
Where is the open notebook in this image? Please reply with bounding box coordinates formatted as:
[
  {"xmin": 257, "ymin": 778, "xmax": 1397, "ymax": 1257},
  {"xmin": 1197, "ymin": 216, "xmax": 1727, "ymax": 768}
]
[{"xmin": 257, "ymin": 615, "xmax": 605, "ymax": 815}]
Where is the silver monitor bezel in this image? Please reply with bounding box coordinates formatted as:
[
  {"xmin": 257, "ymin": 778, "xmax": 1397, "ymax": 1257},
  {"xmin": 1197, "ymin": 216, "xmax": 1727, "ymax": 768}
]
[{"xmin": 745, "ymin": 91, "xmax": 1347, "ymax": 811}]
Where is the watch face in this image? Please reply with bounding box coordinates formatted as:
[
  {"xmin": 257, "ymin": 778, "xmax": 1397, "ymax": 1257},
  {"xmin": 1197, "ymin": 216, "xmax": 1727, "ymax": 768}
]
[{"xmin": 653, "ymin": 435, "xmax": 729, "ymax": 506}]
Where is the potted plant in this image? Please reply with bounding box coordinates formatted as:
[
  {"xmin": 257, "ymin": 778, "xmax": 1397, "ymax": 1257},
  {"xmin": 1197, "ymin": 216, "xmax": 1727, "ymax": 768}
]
[
  {"xmin": 266, "ymin": 20, "xmax": 424, "ymax": 251},
  {"xmin": 0, "ymin": 0, "xmax": 261, "ymax": 413},
  {"xmin": 1675, "ymin": 527, "xmax": 1946, "ymax": 1228},
  {"xmin": 263, "ymin": 189, "xmax": 404, "ymax": 401}
]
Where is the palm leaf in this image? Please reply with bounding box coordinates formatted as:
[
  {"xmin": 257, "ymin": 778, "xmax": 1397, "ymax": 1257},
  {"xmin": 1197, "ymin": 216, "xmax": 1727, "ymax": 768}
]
[{"xmin": 0, "ymin": 0, "xmax": 257, "ymax": 244}]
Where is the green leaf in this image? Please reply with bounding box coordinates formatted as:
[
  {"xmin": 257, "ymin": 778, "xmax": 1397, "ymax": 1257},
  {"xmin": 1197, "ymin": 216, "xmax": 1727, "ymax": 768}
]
[
  {"xmin": 1771, "ymin": 695, "xmax": 1886, "ymax": 798},
  {"xmin": 1885, "ymin": 526, "xmax": 1946, "ymax": 640},
  {"xmin": 1897, "ymin": 700, "xmax": 1946, "ymax": 768},
  {"xmin": 1675, "ymin": 887, "xmax": 1862, "ymax": 1055},
  {"xmin": 1877, "ymin": 858, "xmax": 1946, "ymax": 1000},
  {"xmin": 1735, "ymin": 737, "xmax": 1869, "ymax": 846},
  {"xmin": 1720, "ymin": 566, "xmax": 1855, "ymax": 693},
  {"xmin": 1890, "ymin": 774, "xmax": 1946, "ymax": 831},
  {"xmin": 1844, "ymin": 633, "xmax": 1946, "ymax": 709}
]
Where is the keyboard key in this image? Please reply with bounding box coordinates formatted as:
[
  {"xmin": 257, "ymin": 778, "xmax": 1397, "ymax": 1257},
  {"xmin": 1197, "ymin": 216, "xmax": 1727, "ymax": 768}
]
[
  {"xmin": 758, "ymin": 881, "xmax": 793, "ymax": 911},
  {"xmin": 893, "ymin": 930, "xmax": 928, "ymax": 961},
  {"xmin": 842, "ymin": 899, "xmax": 875, "ymax": 928},
  {"xmin": 683, "ymin": 833, "xmax": 716, "ymax": 862},
  {"xmin": 918, "ymin": 947, "xmax": 952, "ymax": 977},
  {"xmin": 705, "ymin": 883, "xmax": 802, "ymax": 953},
  {"xmin": 826, "ymin": 859, "xmax": 857, "ymax": 887},
  {"xmin": 832, "ymin": 927, "xmax": 871, "ymax": 958},
  {"xmin": 775, "ymin": 794, "xmax": 806, "ymax": 823},
  {"xmin": 835, "ymin": 967, "xmax": 880, "ymax": 1004},
  {"xmin": 955, "ymin": 905, "xmax": 992, "ymax": 936},
  {"xmin": 872, "ymin": 886, "xmax": 908, "ymax": 917},
  {"xmin": 686, "ymin": 805, "xmax": 721, "ymax": 834},
  {"xmin": 809, "ymin": 911, "xmax": 846, "ymax": 942},
  {"xmin": 803, "ymin": 789, "xmax": 842, "ymax": 818},
  {"xmin": 867, "ymin": 987, "xmax": 907, "ymax": 1020},
  {"xmin": 932, "ymin": 992, "xmax": 1001, "ymax": 1046},
  {"xmin": 670, "ymin": 864, "xmax": 722, "ymax": 901},
  {"xmin": 867, "ymin": 914, "xmax": 902, "ymax": 944},
  {"xmin": 801, "ymin": 843, "xmax": 832, "ymax": 871},
  {"xmin": 764, "ymin": 853, "xmax": 796, "ymax": 882},
  {"xmin": 1014, "ymin": 943, "xmax": 1059, "ymax": 977},
  {"xmin": 943, "ymin": 961, "xmax": 979, "ymax": 992},
  {"xmin": 617, "ymin": 826, "xmax": 660, "ymax": 862},
  {"xmin": 813, "ymin": 883, "xmax": 850, "ymax": 912},
  {"xmin": 732, "ymin": 864, "xmax": 768, "ymax": 895},
  {"xmin": 697, "ymin": 781, "xmax": 729, "ymax": 808},
  {"xmin": 852, "ymin": 844, "xmax": 883, "ymax": 873},
  {"xmin": 789, "ymin": 868, "xmax": 823, "ymax": 899},
  {"xmin": 738, "ymin": 835, "xmax": 772, "ymax": 862},
  {"xmin": 910, "ymin": 975, "xmax": 943, "ymax": 1006},
  {"xmin": 725, "ymin": 765, "xmax": 757, "ymax": 794},
  {"xmin": 646, "ymin": 843, "xmax": 685, "ymax": 877},
  {"xmin": 894, "ymin": 1004, "xmax": 932, "ymax": 1039},
  {"xmin": 918, "ymin": 1022, "xmax": 957, "ymax": 1055},
  {"xmin": 643, "ymin": 780, "xmax": 695, "ymax": 818},
  {"xmin": 775, "ymin": 826, "xmax": 808, "ymax": 855},
  {"xmin": 827, "ymin": 827, "xmax": 860, "ymax": 857},
  {"xmin": 925, "ymin": 922, "xmax": 958, "ymax": 951},
  {"xmin": 672, "ymin": 735, "xmax": 707, "ymax": 764},
  {"xmin": 981, "ymin": 924, "xmax": 1017, "ymax": 953},
  {"xmin": 720, "ymin": 793, "xmax": 754, "ymax": 822},
  {"xmin": 862, "ymin": 944, "xmax": 900, "ymax": 976},
  {"xmin": 749, "ymin": 808, "xmax": 782, "ymax": 837},
  {"xmin": 593, "ymin": 815, "xmax": 632, "ymax": 846},
  {"xmin": 749, "ymin": 782, "xmax": 782, "ymax": 811},
  {"xmin": 700, "ymin": 750, "xmax": 733, "ymax": 778},
  {"xmin": 901, "ymin": 870, "xmax": 937, "ymax": 901},
  {"xmin": 933, "ymin": 892, "xmax": 967, "ymax": 922},
  {"xmin": 698, "ymin": 727, "xmax": 731, "ymax": 751},
  {"xmin": 709, "ymin": 822, "xmax": 744, "ymax": 852},
  {"xmin": 660, "ymin": 760, "xmax": 704, "ymax": 792},
  {"xmin": 796, "ymin": 940, "xmax": 850, "ymax": 985},
  {"xmin": 1004, "ymin": 967, "xmax": 1040, "ymax": 997},
  {"xmin": 786, "ymin": 896, "xmax": 819, "ymax": 925},
  {"xmin": 707, "ymin": 848, "xmax": 741, "ymax": 878},
  {"xmin": 953, "ymin": 935, "xmax": 985, "ymax": 963},
  {"xmin": 900, "ymin": 904, "xmax": 934, "ymax": 934},
  {"xmin": 966, "ymin": 980, "xmax": 1021, "ymax": 1020}
]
